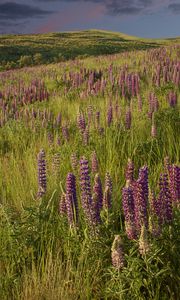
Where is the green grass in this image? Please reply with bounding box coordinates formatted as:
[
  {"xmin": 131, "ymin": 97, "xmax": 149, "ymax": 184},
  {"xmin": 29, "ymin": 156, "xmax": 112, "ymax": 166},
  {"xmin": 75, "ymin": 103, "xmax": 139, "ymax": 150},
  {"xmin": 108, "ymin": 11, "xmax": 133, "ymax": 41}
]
[
  {"xmin": 1, "ymin": 29, "xmax": 180, "ymax": 70},
  {"xmin": 0, "ymin": 40, "xmax": 180, "ymax": 299}
]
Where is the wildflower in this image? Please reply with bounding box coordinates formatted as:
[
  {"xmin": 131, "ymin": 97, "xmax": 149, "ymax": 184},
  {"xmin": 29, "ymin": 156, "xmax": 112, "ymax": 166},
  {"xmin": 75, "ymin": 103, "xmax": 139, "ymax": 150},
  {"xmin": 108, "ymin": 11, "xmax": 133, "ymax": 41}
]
[
  {"xmin": 37, "ymin": 149, "xmax": 47, "ymax": 198},
  {"xmin": 111, "ymin": 235, "xmax": 125, "ymax": 270}
]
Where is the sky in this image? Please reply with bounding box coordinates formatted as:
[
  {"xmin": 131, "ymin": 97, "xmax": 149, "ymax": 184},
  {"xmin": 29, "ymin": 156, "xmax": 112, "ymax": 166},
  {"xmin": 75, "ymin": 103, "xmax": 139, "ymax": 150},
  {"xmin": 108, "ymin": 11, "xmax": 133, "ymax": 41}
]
[{"xmin": 0, "ymin": 0, "xmax": 180, "ymax": 38}]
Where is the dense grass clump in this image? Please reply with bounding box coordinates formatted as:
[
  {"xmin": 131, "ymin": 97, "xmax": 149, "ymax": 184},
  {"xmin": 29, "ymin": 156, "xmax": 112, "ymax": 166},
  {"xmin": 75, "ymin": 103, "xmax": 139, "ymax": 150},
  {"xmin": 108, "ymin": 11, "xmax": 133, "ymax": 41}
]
[{"xmin": 0, "ymin": 40, "xmax": 180, "ymax": 299}]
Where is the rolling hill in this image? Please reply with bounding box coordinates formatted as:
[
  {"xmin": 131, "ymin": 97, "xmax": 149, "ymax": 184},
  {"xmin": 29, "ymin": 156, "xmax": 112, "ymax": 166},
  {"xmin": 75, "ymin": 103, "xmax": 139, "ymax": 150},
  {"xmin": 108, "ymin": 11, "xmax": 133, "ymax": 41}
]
[{"xmin": 0, "ymin": 29, "xmax": 180, "ymax": 70}]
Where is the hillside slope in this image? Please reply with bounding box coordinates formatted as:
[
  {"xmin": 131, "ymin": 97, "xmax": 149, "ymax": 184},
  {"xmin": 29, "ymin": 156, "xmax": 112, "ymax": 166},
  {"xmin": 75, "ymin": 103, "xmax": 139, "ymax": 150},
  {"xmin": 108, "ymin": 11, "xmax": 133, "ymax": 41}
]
[{"xmin": 0, "ymin": 29, "xmax": 180, "ymax": 70}]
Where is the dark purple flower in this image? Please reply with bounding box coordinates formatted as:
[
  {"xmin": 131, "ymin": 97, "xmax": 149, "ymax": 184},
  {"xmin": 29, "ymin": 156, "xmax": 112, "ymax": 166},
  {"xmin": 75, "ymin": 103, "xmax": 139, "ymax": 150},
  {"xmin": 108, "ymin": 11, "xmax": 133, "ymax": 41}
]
[
  {"xmin": 77, "ymin": 112, "xmax": 86, "ymax": 133},
  {"xmin": 79, "ymin": 157, "xmax": 95, "ymax": 226},
  {"xmin": 158, "ymin": 173, "xmax": 173, "ymax": 223},
  {"xmin": 133, "ymin": 178, "xmax": 148, "ymax": 231},
  {"xmin": 169, "ymin": 165, "xmax": 180, "ymax": 204},
  {"xmin": 37, "ymin": 149, "xmax": 47, "ymax": 198},
  {"xmin": 65, "ymin": 173, "xmax": 78, "ymax": 226},
  {"xmin": 122, "ymin": 186, "xmax": 136, "ymax": 239}
]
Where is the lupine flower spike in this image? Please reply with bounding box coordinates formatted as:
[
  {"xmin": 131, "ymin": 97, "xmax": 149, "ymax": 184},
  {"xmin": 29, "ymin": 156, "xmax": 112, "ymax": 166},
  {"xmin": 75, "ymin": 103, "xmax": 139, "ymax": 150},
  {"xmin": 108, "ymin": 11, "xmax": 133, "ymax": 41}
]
[{"xmin": 111, "ymin": 235, "xmax": 125, "ymax": 270}]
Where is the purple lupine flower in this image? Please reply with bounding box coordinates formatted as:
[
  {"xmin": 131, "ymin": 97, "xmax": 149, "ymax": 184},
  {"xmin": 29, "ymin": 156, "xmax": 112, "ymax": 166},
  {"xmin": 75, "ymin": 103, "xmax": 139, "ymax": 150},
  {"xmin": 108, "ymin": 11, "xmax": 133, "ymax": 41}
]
[
  {"xmin": 77, "ymin": 112, "xmax": 86, "ymax": 133},
  {"xmin": 138, "ymin": 166, "xmax": 149, "ymax": 204},
  {"xmin": 79, "ymin": 157, "xmax": 95, "ymax": 226},
  {"xmin": 111, "ymin": 235, "xmax": 125, "ymax": 270},
  {"xmin": 133, "ymin": 179, "xmax": 148, "ymax": 231},
  {"xmin": 158, "ymin": 173, "xmax": 173, "ymax": 223},
  {"xmin": 59, "ymin": 193, "xmax": 67, "ymax": 215},
  {"xmin": 91, "ymin": 151, "xmax": 98, "ymax": 173},
  {"xmin": 107, "ymin": 103, "xmax": 113, "ymax": 127},
  {"xmin": 62, "ymin": 125, "xmax": 69, "ymax": 141},
  {"xmin": 83, "ymin": 127, "xmax": 89, "ymax": 145},
  {"xmin": 71, "ymin": 152, "xmax": 78, "ymax": 171},
  {"xmin": 65, "ymin": 173, "xmax": 78, "ymax": 226},
  {"xmin": 37, "ymin": 149, "xmax": 47, "ymax": 198},
  {"xmin": 52, "ymin": 152, "xmax": 60, "ymax": 178},
  {"xmin": 168, "ymin": 91, "xmax": 177, "ymax": 107},
  {"xmin": 103, "ymin": 172, "xmax": 112, "ymax": 209},
  {"xmin": 125, "ymin": 159, "xmax": 134, "ymax": 183},
  {"xmin": 125, "ymin": 107, "xmax": 131, "ymax": 129},
  {"xmin": 93, "ymin": 173, "xmax": 103, "ymax": 213},
  {"xmin": 169, "ymin": 165, "xmax": 180, "ymax": 204},
  {"xmin": 149, "ymin": 190, "xmax": 162, "ymax": 237},
  {"xmin": 122, "ymin": 186, "xmax": 136, "ymax": 239}
]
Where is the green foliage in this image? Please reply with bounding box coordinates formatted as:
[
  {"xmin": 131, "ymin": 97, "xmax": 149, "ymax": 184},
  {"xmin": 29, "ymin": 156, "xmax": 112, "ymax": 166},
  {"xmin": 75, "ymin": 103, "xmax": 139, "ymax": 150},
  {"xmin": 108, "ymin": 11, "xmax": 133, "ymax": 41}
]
[
  {"xmin": 1, "ymin": 29, "xmax": 179, "ymax": 71},
  {"xmin": 0, "ymin": 40, "xmax": 180, "ymax": 299}
]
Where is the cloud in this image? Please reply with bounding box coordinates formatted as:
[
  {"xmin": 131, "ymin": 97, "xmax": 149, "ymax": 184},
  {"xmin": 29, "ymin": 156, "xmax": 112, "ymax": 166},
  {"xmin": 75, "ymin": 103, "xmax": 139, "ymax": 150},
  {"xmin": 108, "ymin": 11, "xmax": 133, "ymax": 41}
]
[
  {"xmin": 168, "ymin": 3, "xmax": 180, "ymax": 14},
  {"xmin": 34, "ymin": 0, "xmax": 173, "ymax": 16},
  {"xmin": 0, "ymin": 2, "xmax": 53, "ymax": 20},
  {"xmin": 36, "ymin": 1, "xmax": 105, "ymax": 33}
]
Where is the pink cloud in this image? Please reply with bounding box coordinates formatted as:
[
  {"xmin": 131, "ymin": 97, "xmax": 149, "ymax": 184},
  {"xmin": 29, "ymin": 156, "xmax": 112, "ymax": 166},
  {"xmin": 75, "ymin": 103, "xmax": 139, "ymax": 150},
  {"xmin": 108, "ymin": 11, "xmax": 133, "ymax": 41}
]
[{"xmin": 35, "ymin": 2, "xmax": 105, "ymax": 34}]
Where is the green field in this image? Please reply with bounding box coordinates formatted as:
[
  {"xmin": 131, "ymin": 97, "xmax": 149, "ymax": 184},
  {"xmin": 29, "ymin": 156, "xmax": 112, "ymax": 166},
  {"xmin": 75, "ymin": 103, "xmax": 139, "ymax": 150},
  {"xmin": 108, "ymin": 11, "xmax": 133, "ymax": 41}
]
[
  {"xmin": 0, "ymin": 29, "xmax": 180, "ymax": 70},
  {"xmin": 0, "ymin": 30, "xmax": 180, "ymax": 300}
]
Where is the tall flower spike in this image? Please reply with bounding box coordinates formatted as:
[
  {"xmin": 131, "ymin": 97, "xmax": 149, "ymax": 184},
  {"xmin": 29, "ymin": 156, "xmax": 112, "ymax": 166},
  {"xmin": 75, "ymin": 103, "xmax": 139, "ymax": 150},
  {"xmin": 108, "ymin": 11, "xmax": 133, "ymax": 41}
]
[
  {"xmin": 125, "ymin": 107, "xmax": 131, "ymax": 129},
  {"xmin": 139, "ymin": 225, "xmax": 150, "ymax": 255},
  {"xmin": 158, "ymin": 173, "xmax": 173, "ymax": 223},
  {"xmin": 37, "ymin": 149, "xmax": 47, "ymax": 198},
  {"xmin": 169, "ymin": 165, "xmax": 180, "ymax": 204},
  {"xmin": 52, "ymin": 152, "xmax": 60, "ymax": 178},
  {"xmin": 125, "ymin": 158, "xmax": 134, "ymax": 183},
  {"xmin": 91, "ymin": 151, "xmax": 98, "ymax": 173},
  {"xmin": 133, "ymin": 168, "xmax": 149, "ymax": 231},
  {"xmin": 71, "ymin": 152, "xmax": 78, "ymax": 171},
  {"xmin": 65, "ymin": 173, "xmax": 78, "ymax": 226},
  {"xmin": 79, "ymin": 157, "xmax": 95, "ymax": 226},
  {"xmin": 59, "ymin": 193, "xmax": 67, "ymax": 215},
  {"xmin": 122, "ymin": 185, "xmax": 136, "ymax": 239},
  {"xmin": 103, "ymin": 172, "xmax": 112, "ymax": 209},
  {"xmin": 111, "ymin": 235, "xmax": 125, "ymax": 270}
]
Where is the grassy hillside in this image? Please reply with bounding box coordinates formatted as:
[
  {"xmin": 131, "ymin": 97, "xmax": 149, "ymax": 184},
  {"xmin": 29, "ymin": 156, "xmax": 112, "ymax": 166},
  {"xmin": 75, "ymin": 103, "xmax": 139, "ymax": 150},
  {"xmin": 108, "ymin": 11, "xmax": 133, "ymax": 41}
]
[
  {"xmin": 1, "ymin": 29, "xmax": 179, "ymax": 71},
  {"xmin": 0, "ymin": 40, "xmax": 180, "ymax": 299}
]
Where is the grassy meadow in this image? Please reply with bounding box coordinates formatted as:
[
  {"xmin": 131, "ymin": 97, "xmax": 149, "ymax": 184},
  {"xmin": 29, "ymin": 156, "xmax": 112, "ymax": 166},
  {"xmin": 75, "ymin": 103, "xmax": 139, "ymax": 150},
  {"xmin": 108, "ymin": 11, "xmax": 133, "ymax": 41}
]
[
  {"xmin": 1, "ymin": 29, "xmax": 180, "ymax": 71},
  {"xmin": 0, "ymin": 32, "xmax": 180, "ymax": 300}
]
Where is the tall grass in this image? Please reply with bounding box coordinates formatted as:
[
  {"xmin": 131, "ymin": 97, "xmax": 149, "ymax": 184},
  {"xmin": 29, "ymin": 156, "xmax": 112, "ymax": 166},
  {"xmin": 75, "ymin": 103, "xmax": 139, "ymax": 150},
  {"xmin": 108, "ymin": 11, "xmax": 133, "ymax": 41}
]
[{"xmin": 0, "ymin": 45, "xmax": 180, "ymax": 299}]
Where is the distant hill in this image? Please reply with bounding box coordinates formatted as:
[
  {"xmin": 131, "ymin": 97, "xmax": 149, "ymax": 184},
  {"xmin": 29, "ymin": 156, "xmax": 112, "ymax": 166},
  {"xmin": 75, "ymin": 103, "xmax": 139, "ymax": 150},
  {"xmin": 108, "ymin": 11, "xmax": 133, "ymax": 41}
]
[{"xmin": 0, "ymin": 29, "xmax": 180, "ymax": 71}]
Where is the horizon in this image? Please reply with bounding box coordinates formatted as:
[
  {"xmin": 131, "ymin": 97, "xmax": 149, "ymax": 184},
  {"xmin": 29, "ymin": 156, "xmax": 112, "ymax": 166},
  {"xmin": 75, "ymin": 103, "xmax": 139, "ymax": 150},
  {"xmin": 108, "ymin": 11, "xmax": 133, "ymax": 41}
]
[
  {"xmin": 0, "ymin": 1, "xmax": 180, "ymax": 38},
  {"xmin": 0, "ymin": 28, "xmax": 180, "ymax": 40}
]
